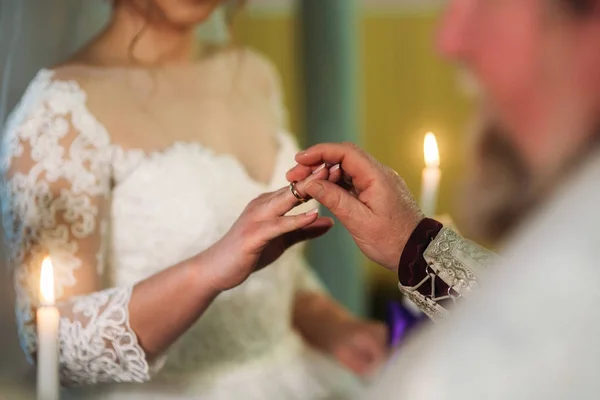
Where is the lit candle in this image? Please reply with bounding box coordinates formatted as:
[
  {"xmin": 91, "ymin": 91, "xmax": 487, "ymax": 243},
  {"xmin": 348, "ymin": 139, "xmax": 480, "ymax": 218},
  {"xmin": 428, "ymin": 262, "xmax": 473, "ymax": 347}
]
[
  {"xmin": 37, "ymin": 256, "xmax": 59, "ymax": 400},
  {"xmin": 420, "ymin": 132, "xmax": 441, "ymax": 217}
]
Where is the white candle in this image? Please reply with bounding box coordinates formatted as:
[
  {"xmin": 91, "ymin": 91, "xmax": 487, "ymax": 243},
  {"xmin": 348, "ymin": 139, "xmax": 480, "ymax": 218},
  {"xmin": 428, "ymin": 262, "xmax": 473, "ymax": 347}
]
[
  {"xmin": 37, "ymin": 257, "xmax": 59, "ymax": 400},
  {"xmin": 420, "ymin": 132, "xmax": 441, "ymax": 217}
]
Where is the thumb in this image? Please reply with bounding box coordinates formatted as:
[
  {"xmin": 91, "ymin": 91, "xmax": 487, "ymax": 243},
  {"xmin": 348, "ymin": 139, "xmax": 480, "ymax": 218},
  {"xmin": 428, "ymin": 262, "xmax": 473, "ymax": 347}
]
[
  {"xmin": 304, "ymin": 180, "xmax": 328, "ymax": 201},
  {"xmin": 305, "ymin": 180, "xmax": 368, "ymax": 220}
]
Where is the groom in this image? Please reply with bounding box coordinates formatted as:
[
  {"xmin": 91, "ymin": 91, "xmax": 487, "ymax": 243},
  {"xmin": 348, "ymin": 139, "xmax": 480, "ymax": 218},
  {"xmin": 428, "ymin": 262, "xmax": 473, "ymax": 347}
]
[{"xmin": 288, "ymin": 0, "xmax": 600, "ymax": 398}]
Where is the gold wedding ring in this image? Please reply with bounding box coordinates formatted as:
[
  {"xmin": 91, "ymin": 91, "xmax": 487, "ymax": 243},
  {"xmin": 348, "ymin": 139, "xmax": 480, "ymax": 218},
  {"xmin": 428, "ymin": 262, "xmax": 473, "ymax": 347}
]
[{"xmin": 290, "ymin": 181, "xmax": 310, "ymax": 203}]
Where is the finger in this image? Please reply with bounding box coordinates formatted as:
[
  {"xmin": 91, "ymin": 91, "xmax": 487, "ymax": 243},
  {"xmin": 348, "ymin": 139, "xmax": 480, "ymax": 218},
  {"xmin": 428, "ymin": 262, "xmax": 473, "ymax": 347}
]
[
  {"xmin": 293, "ymin": 143, "xmax": 380, "ymax": 190},
  {"xmin": 286, "ymin": 163, "xmax": 344, "ymax": 186},
  {"xmin": 286, "ymin": 162, "xmax": 345, "ymax": 184},
  {"xmin": 289, "ymin": 163, "xmax": 353, "ymax": 199},
  {"xmin": 286, "ymin": 164, "xmax": 324, "ymax": 183},
  {"xmin": 334, "ymin": 348, "xmax": 369, "ymax": 376},
  {"xmin": 328, "ymin": 164, "xmax": 342, "ymax": 183},
  {"xmin": 336, "ymin": 168, "xmax": 360, "ymax": 196},
  {"xmin": 347, "ymin": 337, "xmax": 385, "ymax": 376},
  {"xmin": 342, "ymin": 169, "xmax": 353, "ymax": 185},
  {"xmin": 356, "ymin": 335, "xmax": 386, "ymax": 364},
  {"xmin": 259, "ymin": 209, "xmax": 321, "ymax": 241},
  {"xmin": 256, "ymin": 185, "xmax": 307, "ymax": 218},
  {"xmin": 291, "ymin": 163, "xmax": 329, "ymax": 199},
  {"xmin": 287, "ymin": 163, "xmax": 356, "ymax": 206},
  {"xmin": 304, "ymin": 180, "xmax": 370, "ymax": 230},
  {"xmin": 282, "ymin": 217, "xmax": 334, "ymax": 247},
  {"xmin": 259, "ymin": 165, "xmax": 330, "ymax": 217}
]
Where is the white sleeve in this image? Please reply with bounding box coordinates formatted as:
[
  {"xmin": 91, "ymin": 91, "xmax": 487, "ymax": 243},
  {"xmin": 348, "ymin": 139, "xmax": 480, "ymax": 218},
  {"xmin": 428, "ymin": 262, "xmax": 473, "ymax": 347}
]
[
  {"xmin": 398, "ymin": 228, "xmax": 497, "ymax": 322},
  {"xmin": 0, "ymin": 78, "xmax": 152, "ymax": 386}
]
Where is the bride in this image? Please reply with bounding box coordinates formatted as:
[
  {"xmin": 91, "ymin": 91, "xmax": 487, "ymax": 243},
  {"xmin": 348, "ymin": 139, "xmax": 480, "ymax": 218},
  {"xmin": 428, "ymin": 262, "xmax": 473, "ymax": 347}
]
[{"xmin": 0, "ymin": 0, "xmax": 388, "ymax": 398}]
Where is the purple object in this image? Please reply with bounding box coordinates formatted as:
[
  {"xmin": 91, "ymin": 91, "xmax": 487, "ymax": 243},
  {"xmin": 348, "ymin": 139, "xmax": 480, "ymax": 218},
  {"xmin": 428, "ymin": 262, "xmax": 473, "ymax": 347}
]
[{"xmin": 386, "ymin": 301, "xmax": 422, "ymax": 348}]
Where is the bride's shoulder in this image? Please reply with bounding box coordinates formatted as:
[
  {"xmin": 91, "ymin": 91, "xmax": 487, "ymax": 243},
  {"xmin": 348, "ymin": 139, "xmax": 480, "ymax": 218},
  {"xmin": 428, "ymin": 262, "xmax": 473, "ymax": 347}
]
[
  {"xmin": 48, "ymin": 64, "xmax": 120, "ymax": 94},
  {"xmin": 211, "ymin": 46, "xmax": 283, "ymax": 97},
  {"xmin": 2, "ymin": 65, "xmax": 112, "ymax": 143},
  {"xmin": 11, "ymin": 65, "xmax": 103, "ymax": 113},
  {"xmin": 13, "ymin": 64, "xmax": 128, "ymax": 117}
]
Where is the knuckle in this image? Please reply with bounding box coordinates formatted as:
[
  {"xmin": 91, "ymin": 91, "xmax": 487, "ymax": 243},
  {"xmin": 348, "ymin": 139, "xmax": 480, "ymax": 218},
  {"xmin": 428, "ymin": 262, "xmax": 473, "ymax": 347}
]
[
  {"xmin": 275, "ymin": 217, "xmax": 290, "ymax": 231},
  {"xmin": 342, "ymin": 141, "xmax": 371, "ymax": 161},
  {"xmin": 342, "ymin": 141, "xmax": 359, "ymax": 150},
  {"xmin": 329, "ymin": 193, "xmax": 346, "ymax": 214},
  {"xmin": 256, "ymin": 193, "xmax": 269, "ymax": 203},
  {"xmin": 265, "ymin": 192, "xmax": 280, "ymax": 210},
  {"xmin": 245, "ymin": 199, "xmax": 259, "ymax": 212}
]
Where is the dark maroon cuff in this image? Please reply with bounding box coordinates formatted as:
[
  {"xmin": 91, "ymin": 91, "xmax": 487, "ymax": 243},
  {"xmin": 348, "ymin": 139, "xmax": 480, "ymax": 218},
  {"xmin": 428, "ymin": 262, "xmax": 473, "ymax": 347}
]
[{"xmin": 398, "ymin": 218, "xmax": 448, "ymax": 298}]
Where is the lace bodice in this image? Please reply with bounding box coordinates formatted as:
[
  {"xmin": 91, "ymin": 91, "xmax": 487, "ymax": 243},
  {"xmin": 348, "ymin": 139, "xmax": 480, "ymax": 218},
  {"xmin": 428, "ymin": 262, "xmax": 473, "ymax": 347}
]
[{"xmin": 0, "ymin": 68, "xmax": 323, "ymax": 388}]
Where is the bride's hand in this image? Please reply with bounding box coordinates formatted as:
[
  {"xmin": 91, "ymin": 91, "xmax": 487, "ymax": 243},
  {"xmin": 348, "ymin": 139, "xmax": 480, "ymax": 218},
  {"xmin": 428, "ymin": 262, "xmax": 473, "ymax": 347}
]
[
  {"xmin": 294, "ymin": 292, "xmax": 389, "ymax": 377},
  {"xmin": 306, "ymin": 314, "xmax": 388, "ymax": 377},
  {"xmin": 200, "ymin": 167, "xmax": 333, "ymax": 292},
  {"xmin": 329, "ymin": 318, "xmax": 388, "ymax": 377}
]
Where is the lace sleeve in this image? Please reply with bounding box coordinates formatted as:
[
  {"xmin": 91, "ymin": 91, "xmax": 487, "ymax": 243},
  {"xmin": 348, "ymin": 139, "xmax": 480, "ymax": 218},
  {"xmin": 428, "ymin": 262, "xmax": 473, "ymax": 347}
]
[
  {"xmin": 398, "ymin": 228, "xmax": 498, "ymax": 321},
  {"xmin": 0, "ymin": 82, "xmax": 151, "ymax": 386},
  {"xmin": 241, "ymin": 47, "xmax": 289, "ymax": 129}
]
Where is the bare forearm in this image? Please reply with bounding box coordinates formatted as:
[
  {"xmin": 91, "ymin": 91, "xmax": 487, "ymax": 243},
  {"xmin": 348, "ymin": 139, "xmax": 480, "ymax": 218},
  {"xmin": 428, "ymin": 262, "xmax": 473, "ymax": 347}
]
[
  {"xmin": 293, "ymin": 291, "xmax": 351, "ymax": 347},
  {"xmin": 129, "ymin": 253, "xmax": 220, "ymax": 360}
]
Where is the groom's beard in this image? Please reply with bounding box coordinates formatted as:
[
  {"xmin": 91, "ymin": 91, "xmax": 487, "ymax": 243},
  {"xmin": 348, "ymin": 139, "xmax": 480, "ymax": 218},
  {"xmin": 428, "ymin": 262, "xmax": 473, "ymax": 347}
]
[
  {"xmin": 454, "ymin": 71, "xmax": 537, "ymax": 244},
  {"xmin": 460, "ymin": 118, "xmax": 600, "ymax": 245},
  {"xmin": 459, "ymin": 121, "xmax": 535, "ymax": 245}
]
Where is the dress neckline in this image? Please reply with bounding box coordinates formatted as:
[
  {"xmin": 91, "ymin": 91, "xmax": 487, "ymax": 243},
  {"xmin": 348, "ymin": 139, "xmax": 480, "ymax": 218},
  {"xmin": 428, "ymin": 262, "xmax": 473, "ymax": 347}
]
[
  {"xmin": 125, "ymin": 136, "xmax": 287, "ymax": 190},
  {"xmin": 35, "ymin": 68, "xmax": 288, "ymax": 189}
]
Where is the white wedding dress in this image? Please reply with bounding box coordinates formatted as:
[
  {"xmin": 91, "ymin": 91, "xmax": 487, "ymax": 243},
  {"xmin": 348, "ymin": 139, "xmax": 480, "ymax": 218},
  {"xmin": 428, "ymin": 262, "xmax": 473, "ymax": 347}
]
[{"xmin": 0, "ymin": 68, "xmax": 363, "ymax": 399}]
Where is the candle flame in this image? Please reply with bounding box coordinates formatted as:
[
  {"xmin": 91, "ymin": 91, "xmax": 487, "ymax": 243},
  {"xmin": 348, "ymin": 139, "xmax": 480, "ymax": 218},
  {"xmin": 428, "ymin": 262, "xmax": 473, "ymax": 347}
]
[
  {"xmin": 40, "ymin": 257, "xmax": 55, "ymax": 305},
  {"xmin": 424, "ymin": 132, "xmax": 440, "ymax": 168}
]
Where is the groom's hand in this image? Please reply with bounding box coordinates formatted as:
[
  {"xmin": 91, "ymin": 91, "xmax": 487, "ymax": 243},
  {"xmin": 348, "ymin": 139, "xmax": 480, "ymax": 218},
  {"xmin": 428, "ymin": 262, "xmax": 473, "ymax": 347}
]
[{"xmin": 287, "ymin": 142, "xmax": 423, "ymax": 272}]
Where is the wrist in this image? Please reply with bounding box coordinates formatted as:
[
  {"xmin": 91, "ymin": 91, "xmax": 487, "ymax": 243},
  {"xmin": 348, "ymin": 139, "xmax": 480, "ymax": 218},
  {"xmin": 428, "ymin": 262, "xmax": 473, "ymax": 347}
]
[
  {"xmin": 397, "ymin": 218, "xmax": 443, "ymax": 285},
  {"xmin": 189, "ymin": 248, "xmax": 228, "ymax": 296},
  {"xmin": 384, "ymin": 216, "xmax": 424, "ymax": 272}
]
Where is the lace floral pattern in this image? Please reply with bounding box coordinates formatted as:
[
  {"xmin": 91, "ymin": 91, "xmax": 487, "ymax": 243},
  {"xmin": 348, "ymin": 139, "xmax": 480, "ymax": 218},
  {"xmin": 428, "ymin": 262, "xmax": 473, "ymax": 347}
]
[
  {"xmin": 424, "ymin": 228, "xmax": 496, "ymax": 293},
  {"xmin": 399, "ymin": 228, "xmax": 496, "ymax": 322},
  {"xmin": 59, "ymin": 287, "xmax": 149, "ymax": 385},
  {"xmin": 0, "ymin": 63, "xmax": 331, "ymax": 396},
  {"xmin": 0, "ymin": 70, "xmax": 150, "ymax": 385}
]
